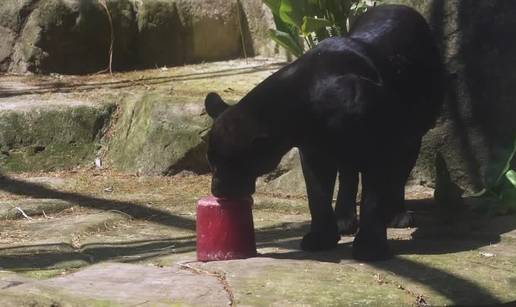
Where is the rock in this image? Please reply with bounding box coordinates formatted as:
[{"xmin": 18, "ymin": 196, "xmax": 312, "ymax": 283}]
[
  {"xmin": 238, "ymin": 0, "xmax": 278, "ymax": 57},
  {"xmin": 385, "ymin": 0, "xmax": 516, "ymax": 193},
  {"xmin": 9, "ymin": 0, "xmax": 138, "ymax": 74},
  {"xmin": 257, "ymin": 148, "xmax": 362, "ymax": 198},
  {"xmin": 0, "ymin": 0, "xmax": 282, "ymax": 74},
  {"xmin": 258, "ymin": 148, "xmax": 306, "ymax": 196},
  {"xmin": 0, "ymin": 0, "xmax": 35, "ymax": 71},
  {"xmin": 433, "ymin": 153, "xmax": 465, "ymax": 221},
  {"xmin": 134, "ymin": 0, "xmax": 285, "ymax": 67},
  {"xmin": 176, "ymin": 0, "xmax": 242, "ymax": 63},
  {"xmin": 0, "ymin": 263, "xmax": 229, "ymax": 306},
  {"xmin": 0, "ymin": 99, "xmax": 115, "ymax": 172},
  {"xmin": 0, "ymin": 27, "xmax": 16, "ymax": 71},
  {"xmin": 106, "ymin": 93, "xmax": 211, "ymax": 175},
  {"xmin": 134, "ymin": 0, "xmax": 184, "ymax": 67},
  {"xmin": 0, "ymin": 58, "xmax": 282, "ymax": 174}
]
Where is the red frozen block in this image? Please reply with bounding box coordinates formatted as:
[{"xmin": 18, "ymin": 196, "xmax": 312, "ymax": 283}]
[{"xmin": 196, "ymin": 196, "xmax": 257, "ymax": 261}]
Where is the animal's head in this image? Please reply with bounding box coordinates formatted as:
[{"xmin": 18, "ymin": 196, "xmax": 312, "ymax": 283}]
[{"xmin": 204, "ymin": 92, "xmax": 288, "ymax": 198}]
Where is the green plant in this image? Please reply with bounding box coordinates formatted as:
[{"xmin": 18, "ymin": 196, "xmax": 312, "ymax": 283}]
[
  {"xmin": 263, "ymin": 0, "xmax": 380, "ymax": 57},
  {"xmin": 472, "ymin": 138, "xmax": 516, "ymax": 215}
]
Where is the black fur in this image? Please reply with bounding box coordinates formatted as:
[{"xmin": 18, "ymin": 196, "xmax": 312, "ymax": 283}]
[{"xmin": 204, "ymin": 5, "xmax": 443, "ymax": 261}]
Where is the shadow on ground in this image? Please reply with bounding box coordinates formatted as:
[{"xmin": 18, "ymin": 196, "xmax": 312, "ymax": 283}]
[
  {"xmin": 1, "ymin": 174, "xmax": 515, "ymax": 305},
  {"xmin": 260, "ymin": 198, "xmax": 516, "ymax": 306},
  {"xmin": 0, "ymin": 174, "xmax": 196, "ymax": 230}
]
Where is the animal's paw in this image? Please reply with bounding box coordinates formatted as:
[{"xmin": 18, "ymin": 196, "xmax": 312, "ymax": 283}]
[
  {"xmin": 337, "ymin": 214, "xmax": 358, "ymax": 235},
  {"xmin": 388, "ymin": 210, "xmax": 414, "ymax": 228},
  {"xmin": 300, "ymin": 231, "xmax": 340, "ymax": 251},
  {"xmin": 352, "ymin": 232, "xmax": 391, "ymax": 261}
]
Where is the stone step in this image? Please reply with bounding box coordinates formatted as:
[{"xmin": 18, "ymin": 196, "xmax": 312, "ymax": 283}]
[
  {"xmin": 0, "ymin": 93, "xmax": 115, "ymax": 172},
  {"xmin": 0, "ymin": 57, "xmax": 285, "ymax": 176}
]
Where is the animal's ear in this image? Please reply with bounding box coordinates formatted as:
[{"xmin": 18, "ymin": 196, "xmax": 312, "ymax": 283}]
[{"xmin": 205, "ymin": 92, "xmax": 229, "ymax": 119}]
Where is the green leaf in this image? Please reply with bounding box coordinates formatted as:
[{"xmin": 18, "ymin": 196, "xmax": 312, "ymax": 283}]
[
  {"xmin": 301, "ymin": 16, "xmax": 331, "ymax": 34},
  {"xmin": 497, "ymin": 139, "xmax": 516, "ymax": 183},
  {"xmin": 263, "ymin": 0, "xmax": 281, "ymax": 15},
  {"xmin": 506, "ymin": 170, "xmax": 516, "ymax": 187},
  {"xmin": 279, "ymin": 0, "xmax": 304, "ymax": 28},
  {"xmin": 268, "ymin": 29, "xmax": 304, "ymax": 57}
]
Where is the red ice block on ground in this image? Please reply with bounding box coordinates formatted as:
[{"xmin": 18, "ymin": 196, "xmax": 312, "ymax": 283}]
[{"xmin": 196, "ymin": 196, "xmax": 257, "ymax": 261}]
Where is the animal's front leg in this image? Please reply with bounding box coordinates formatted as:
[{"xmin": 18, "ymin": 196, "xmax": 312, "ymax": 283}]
[{"xmin": 299, "ymin": 148, "xmax": 340, "ymax": 251}]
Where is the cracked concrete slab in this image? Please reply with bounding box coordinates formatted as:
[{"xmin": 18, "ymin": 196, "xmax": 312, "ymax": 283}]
[{"xmin": 1, "ymin": 262, "xmax": 229, "ymax": 306}]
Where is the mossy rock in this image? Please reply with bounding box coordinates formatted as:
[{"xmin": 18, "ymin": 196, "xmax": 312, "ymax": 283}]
[
  {"xmin": 135, "ymin": 0, "xmax": 184, "ymax": 67},
  {"xmin": 1, "ymin": 0, "xmax": 278, "ymax": 74},
  {"xmin": 385, "ymin": 0, "xmax": 516, "ymax": 193},
  {"xmin": 106, "ymin": 92, "xmax": 211, "ymax": 175},
  {"xmin": 10, "ymin": 0, "xmax": 138, "ymax": 74},
  {"xmin": 0, "ymin": 102, "xmax": 115, "ymax": 172},
  {"xmin": 176, "ymin": 0, "xmax": 242, "ymax": 63}
]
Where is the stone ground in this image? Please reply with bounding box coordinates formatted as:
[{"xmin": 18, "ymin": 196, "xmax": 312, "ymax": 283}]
[{"xmin": 0, "ymin": 170, "xmax": 515, "ymax": 306}]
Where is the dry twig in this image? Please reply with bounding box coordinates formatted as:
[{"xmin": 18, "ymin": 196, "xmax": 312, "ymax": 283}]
[{"xmin": 15, "ymin": 207, "xmax": 32, "ymax": 221}]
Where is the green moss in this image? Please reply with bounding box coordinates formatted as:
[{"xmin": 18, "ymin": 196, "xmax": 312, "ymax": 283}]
[
  {"xmin": 18, "ymin": 269, "xmax": 66, "ymax": 280},
  {"xmin": 0, "ymin": 289, "xmax": 121, "ymax": 307},
  {"xmin": 0, "ymin": 103, "xmax": 115, "ymax": 172},
  {"xmin": 215, "ymin": 261, "xmax": 415, "ymax": 306},
  {"xmin": 2, "ymin": 142, "xmax": 97, "ymax": 172},
  {"xmin": 106, "ymin": 93, "xmax": 211, "ymax": 175}
]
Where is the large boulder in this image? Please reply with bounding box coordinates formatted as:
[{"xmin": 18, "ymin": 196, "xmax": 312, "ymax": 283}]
[
  {"xmin": 383, "ymin": 0, "xmax": 516, "ymax": 193},
  {"xmin": 176, "ymin": 0, "xmax": 242, "ymax": 63},
  {"xmin": 9, "ymin": 0, "xmax": 138, "ymax": 74},
  {"xmin": 134, "ymin": 0, "xmax": 184, "ymax": 67},
  {"xmin": 0, "ymin": 27, "xmax": 16, "ymax": 72},
  {"xmin": 105, "ymin": 92, "xmax": 212, "ymax": 175},
  {"xmin": 0, "ymin": 0, "xmax": 35, "ymax": 71},
  {"xmin": 238, "ymin": 0, "xmax": 278, "ymax": 57},
  {"xmin": 0, "ymin": 0, "xmax": 280, "ymax": 74}
]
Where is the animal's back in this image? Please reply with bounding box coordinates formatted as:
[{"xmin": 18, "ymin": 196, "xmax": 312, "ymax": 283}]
[
  {"xmin": 349, "ymin": 5, "xmax": 436, "ymax": 63},
  {"xmin": 349, "ymin": 4, "xmax": 444, "ymax": 136}
]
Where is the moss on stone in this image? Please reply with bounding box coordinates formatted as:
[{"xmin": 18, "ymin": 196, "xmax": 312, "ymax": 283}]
[
  {"xmin": 0, "ymin": 103, "xmax": 115, "ymax": 172},
  {"xmin": 106, "ymin": 93, "xmax": 211, "ymax": 175},
  {"xmin": 0, "ymin": 289, "xmax": 120, "ymax": 307},
  {"xmin": 18, "ymin": 269, "xmax": 66, "ymax": 280}
]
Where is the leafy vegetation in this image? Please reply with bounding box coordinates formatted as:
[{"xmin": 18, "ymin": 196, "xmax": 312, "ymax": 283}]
[
  {"xmin": 263, "ymin": 0, "xmax": 380, "ymax": 57},
  {"xmin": 473, "ymin": 138, "xmax": 516, "ymax": 215}
]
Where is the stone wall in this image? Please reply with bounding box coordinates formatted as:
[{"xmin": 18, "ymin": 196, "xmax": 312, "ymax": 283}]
[
  {"xmin": 385, "ymin": 0, "xmax": 516, "ymax": 193},
  {"xmin": 0, "ymin": 0, "xmax": 276, "ymax": 74},
  {"xmin": 1, "ymin": 1, "xmax": 514, "ymax": 196}
]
